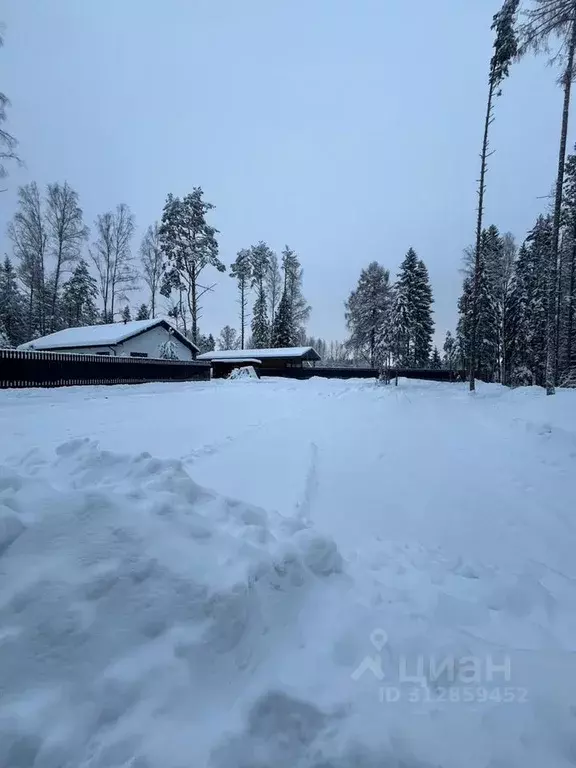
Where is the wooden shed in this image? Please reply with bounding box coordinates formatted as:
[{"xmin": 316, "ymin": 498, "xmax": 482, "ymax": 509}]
[{"xmin": 197, "ymin": 346, "xmax": 321, "ymax": 378}]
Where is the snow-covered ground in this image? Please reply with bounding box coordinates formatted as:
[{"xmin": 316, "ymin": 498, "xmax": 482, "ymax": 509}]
[{"xmin": 1, "ymin": 377, "xmax": 575, "ymax": 767}]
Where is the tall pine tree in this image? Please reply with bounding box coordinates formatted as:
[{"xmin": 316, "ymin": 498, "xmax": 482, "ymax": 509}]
[
  {"xmin": 230, "ymin": 249, "xmax": 252, "ymax": 349},
  {"xmin": 159, "ymin": 189, "xmax": 224, "ymax": 344},
  {"xmin": 470, "ymin": 0, "xmax": 519, "ymax": 391}
]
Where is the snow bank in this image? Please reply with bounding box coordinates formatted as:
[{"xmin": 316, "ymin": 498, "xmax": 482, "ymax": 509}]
[
  {"xmin": 2, "ymin": 380, "xmax": 576, "ymax": 767},
  {"xmin": 0, "ymin": 439, "xmax": 344, "ymax": 767}
]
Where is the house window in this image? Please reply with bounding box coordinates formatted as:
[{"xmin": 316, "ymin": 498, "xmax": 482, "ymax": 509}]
[
  {"xmin": 96, "ymin": 351, "xmax": 110, "ymax": 356},
  {"xmin": 130, "ymin": 352, "xmax": 148, "ymax": 358}
]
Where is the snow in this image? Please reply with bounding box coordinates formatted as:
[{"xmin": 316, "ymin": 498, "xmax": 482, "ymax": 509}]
[
  {"xmin": 197, "ymin": 346, "xmax": 320, "ymax": 361},
  {"xmin": 17, "ymin": 317, "xmax": 197, "ymax": 353},
  {"xmin": 0, "ymin": 377, "xmax": 576, "ymax": 767}
]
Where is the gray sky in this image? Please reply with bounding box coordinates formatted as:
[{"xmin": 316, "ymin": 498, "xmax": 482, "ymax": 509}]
[{"xmin": 0, "ymin": 0, "xmax": 566, "ymax": 344}]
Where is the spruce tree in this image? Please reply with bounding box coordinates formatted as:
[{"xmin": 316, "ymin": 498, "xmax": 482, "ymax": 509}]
[
  {"xmin": 0, "ymin": 256, "xmax": 25, "ymax": 346},
  {"xmin": 272, "ymin": 289, "xmax": 293, "ymax": 348},
  {"xmin": 345, "ymin": 261, "xmax": 392, "ymax": 367},
  {"xmin": 136, "ymin": 303, "xmax": 150, "ymax": 321},
  {"xmin": 521, "ymin": 0, "xmax": 576, "ymax": 392},
  {"xmin": 391, "ymin": 249, "xmax": 433, "ymax": 367},
  {"xmin": 413, "ymin": 259, "xmax": 435, "ymax": 367},
  {"xmin": 507, "ymin": 218, "xmax": 551, "ymax": 385},
  {"xmin": 281, "ymin": 246, "xmax": 310, "ymax": 345},
  {"xmin": 121, "ymin": 305, "xmax": 132, "ymax": 323},
  {"xmin": 456, "ymin": 277, "xmax": 474, "ymax": 372},
  {"xmin": 60, "ymin": 260, "xmax": 99, "ymax": 328},
  {"xmin": 559, "ymin": 151, "xmax": 576, "ymax": 379},
  {"xmin": 443, "ymin": 330, "xmax": 457, "ymax": 370},
  {"xmin": 249, "ymin": 242, "xmax": 272, "ymax": 348},
  {"xmin": 431, "ymin": 347, "xmax": 442, "ymax": 369}
]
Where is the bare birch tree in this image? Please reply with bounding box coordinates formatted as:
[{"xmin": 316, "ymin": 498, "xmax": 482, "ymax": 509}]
[
  {"xmin": 90, "ymin": 204, "xmax": 137, "ymax": 322},
  {"xmin": 8, "ymin": 182, "xmax": 48, "ymax": 338},
  {"xmin": 140, "ymin": 222, "xmax": 162, "ymax": 317},
  {"xmin": 45, "ymin": 182, "xmax": 88, "ymax": 331}
]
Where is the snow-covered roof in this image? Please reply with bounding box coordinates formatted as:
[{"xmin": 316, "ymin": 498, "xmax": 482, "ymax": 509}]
[
  {"xmin": 211, "ymin": 358, "xmax": 262, "ymax": 365},
  {"xmin": 18, "ymin": 317, "xmax": 200, "ymax": 353},
  {"xmin": 197, "ymin": 346, "xmax": 321, "ymax": 362}
]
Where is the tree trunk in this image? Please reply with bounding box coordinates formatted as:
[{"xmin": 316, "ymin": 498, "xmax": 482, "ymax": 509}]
[
  {"xmin": 240, "ymin": 281, "xmax": 245, "ymax": 349},
  {"xmin": 191, "ymin": 271, "xmax": 197, "ymax": 343},
  {"xmin": 51, "ymin": 240, "xmax": 63, "ymax": 332},
  {"xmin": 566, "ymin": 234, "xmax": 576, "ymax": 374},
  {"xmin": 548, "ymin": 19, "xmax": 576, "ymax": 394},
  {"xmin": 470, "ymin": 74, "xmax": 496, "ymax": 392}
]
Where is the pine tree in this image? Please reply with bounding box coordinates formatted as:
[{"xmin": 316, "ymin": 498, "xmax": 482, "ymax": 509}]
[
  {"xmin": 345, "ymin": 262, "xmax": 392, "ymax": 367},
  {"xmin": 136, "ymin": 303, "xmax": 149, "ymax": 321},
  {"xmin": 470, "ymin": 0, "xmax": 519, "ymax": 391},
  {"xmin": 121, "ymin": 305, "xmax": 132, "ymax": 323},
  {"xmin": 159, "ymin": 189, "xmax": 224, "ymax": 344},
  {"xmin": 60, "ymin": 259, "xmax": 99, "ymax": 328},
  {"xmin": 0, "ymin": 256, "xmax": 25, "ymax": 346},
  {"xmin": 218, "ymin": 325, "xmax": 239, "ymax": 350},
  {"xmin": 230, "ymin": 249, "xmax": 252, "ymax": 349}
]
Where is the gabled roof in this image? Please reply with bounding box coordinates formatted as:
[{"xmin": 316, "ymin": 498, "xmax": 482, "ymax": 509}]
[
  {"xmin": 18, "ymin": 317, "xmax": 200, "ymax": 354},
  {"xmin": 197, "ymin": 346, "xmax": 321, "ymax": 362}
]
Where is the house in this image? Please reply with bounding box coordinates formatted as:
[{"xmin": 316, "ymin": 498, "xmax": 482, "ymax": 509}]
[
  {"xmin": 18, "ymin": 318, "xmax": 199, "ymax": 360},
  {"xmin": 197, "ymin": 346, "xmax": 321, "ymax": 378}
]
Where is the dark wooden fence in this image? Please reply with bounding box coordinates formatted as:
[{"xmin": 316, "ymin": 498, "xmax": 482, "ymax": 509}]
[
  {"xmin": 384, "ymin": 368, "xmax": 466, "ymax": 382},
  {"xmin": 0, "ymin": 348, "xmax": 211, "ymax": 389},
  {"xmin": 263, "ymin": 366, "xmax": 380, "ymax": 380}
]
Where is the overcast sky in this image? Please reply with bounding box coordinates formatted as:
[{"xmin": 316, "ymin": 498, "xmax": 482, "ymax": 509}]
[{"xmin": 0, "ymin": 0, "xmax": 566, "ymax": 344}]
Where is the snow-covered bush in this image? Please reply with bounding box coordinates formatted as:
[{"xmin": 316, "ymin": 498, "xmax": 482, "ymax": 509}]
[
  {"xmin": 511, "ymin": 365, "xmax": 533, "ymax": 388},
  {"xmin": 158, "ymin": 340, "xmax": 179, "ymax": 360},
  {"xmin": 559, "ymin": 368, "xmax": 576, "ymax": 388},
  {"xmin": 228, "ymin": 365, "xmax": 259, "ymax": 380}
]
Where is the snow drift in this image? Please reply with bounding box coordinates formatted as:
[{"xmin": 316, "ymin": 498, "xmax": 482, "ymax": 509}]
[
  {"xmin": 1, "ymin": 379, "xmax": 576, "ymax": 768},
  {"xmin": 0, "ymin": 439, "xmax": 349, "ymax": 767}
]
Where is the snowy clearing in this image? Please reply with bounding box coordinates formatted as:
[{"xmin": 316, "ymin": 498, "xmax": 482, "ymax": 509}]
[{"xmin": 1, "ymin": 377, "xmax": 576, "ymax": 768}]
